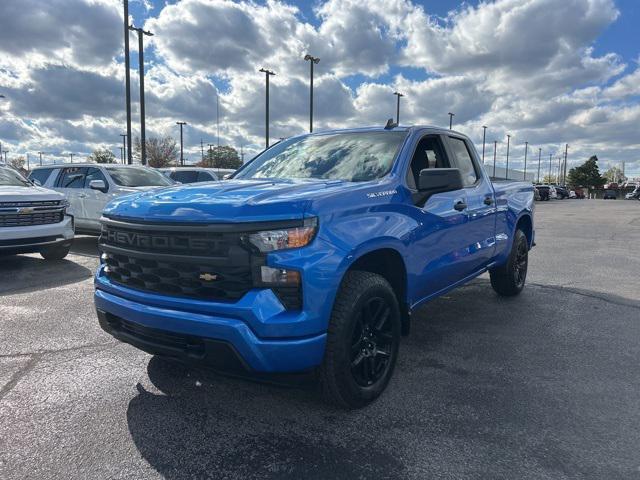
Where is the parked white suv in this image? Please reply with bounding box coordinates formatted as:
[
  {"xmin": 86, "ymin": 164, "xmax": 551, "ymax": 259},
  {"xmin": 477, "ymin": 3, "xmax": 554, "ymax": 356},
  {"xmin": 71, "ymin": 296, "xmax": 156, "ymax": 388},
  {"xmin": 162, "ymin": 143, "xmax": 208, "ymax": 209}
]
[
  {"xmin": 29, "ymin": 164, "xmax": 173, "ymax": 234},
  {"xmin": 0, "ymin": 165, "xmax": 74, "ymax": 260}
]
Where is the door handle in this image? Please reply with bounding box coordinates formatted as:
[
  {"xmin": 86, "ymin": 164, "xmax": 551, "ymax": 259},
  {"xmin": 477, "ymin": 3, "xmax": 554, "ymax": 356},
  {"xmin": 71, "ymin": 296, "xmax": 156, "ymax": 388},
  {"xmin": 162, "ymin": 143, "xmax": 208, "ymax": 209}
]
[
  {"xmin": 484, "ymin": 196, "xmax": 493, "ymax": 205},
  {"xmin": 454, "ymin": 201, "xmax": 467, "ymax": 211}
]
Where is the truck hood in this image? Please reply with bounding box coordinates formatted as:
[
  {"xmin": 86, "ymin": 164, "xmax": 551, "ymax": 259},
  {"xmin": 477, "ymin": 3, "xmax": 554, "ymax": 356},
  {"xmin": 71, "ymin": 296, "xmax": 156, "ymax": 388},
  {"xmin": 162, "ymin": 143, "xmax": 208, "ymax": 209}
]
[
  {"xmin": 103, "ymin": 178, "xmax": 353, "ymax": 223},
  {"xmin": 0, "ymin": 185, "xmax": 65, "ymax": 202}
]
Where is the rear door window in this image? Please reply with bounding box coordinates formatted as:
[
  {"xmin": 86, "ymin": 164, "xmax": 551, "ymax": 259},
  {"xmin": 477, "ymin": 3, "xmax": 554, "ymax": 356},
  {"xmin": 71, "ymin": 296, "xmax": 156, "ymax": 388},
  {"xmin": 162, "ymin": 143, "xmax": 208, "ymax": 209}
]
[
  {"xmin": 447, "ymin": 137, "xmax": 479, "ymax": 187},
  {"xmin": 56, "ymin": 167, "xmax": 87, "ymax": 188},
  {"xmin": 197, "ymin": 171, "xmax": 217, "ymax": 182}
]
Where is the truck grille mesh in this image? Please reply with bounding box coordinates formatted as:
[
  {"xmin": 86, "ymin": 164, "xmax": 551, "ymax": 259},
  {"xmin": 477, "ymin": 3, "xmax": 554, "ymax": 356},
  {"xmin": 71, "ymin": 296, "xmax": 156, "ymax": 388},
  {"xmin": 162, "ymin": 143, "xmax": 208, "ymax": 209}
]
[
  {"xmin": 102, "ymin": 251, "xmax": 252, "ymax": 301},
  {"xmin": 0, "ymin": 211, "xmax": 64, "ymax": 227}
]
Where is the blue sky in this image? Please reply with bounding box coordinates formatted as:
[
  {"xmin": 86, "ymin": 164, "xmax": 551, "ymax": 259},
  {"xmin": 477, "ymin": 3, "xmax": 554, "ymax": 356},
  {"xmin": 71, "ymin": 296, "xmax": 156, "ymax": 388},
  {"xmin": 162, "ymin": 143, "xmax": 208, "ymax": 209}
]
[{"xmin": 1, "ymin": 0, "xmax": 639, "ymax": 177}]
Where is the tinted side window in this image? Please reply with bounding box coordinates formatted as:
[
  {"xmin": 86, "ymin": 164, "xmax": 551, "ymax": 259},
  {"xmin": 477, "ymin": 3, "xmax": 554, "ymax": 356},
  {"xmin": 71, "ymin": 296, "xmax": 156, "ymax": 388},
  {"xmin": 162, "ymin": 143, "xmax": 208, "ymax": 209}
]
[
  {"xmin": 448, "ymin": 137, "xmax": 478, "ymax": 186},
  {"xmin": 197, "ymin": 171, "xmax": 217, "ymax": 182},
  {"xmin": 84, "ymin": 168, "xmax": 109, "ymax": 191},
  {"xmin": 29, "ymin": 168, "xmax": 53, "ymax": 185},
  {"xmin": 57, "ymin": 167, "xmax": 87, "ymax": 188},
  {"xmin": 171, "ymin": 170, "xmax": 199, "ymax": 183}
]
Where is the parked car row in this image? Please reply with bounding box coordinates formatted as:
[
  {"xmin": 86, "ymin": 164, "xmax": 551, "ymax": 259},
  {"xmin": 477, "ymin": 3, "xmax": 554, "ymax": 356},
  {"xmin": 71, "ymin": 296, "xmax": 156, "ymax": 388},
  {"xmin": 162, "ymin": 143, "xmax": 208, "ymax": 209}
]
[
  {"xmin": 534, "ymin": 184, "xmax": 586, "ymax": 201},
  {"xmin": 1, "ymin": 163, "xmax": 237, "ymax": 261}
]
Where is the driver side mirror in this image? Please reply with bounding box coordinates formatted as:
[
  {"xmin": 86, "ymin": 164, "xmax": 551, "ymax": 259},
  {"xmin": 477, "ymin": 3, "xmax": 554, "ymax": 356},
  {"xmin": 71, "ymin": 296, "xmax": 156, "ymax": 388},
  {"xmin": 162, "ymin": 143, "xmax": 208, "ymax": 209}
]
[
  {"xmin": 89, "ymin": 179, "xmax": 107, "ymax": 193},
  {"xmin": 418, "ymin": 168, "xmax": 464, "ymax": 195}
]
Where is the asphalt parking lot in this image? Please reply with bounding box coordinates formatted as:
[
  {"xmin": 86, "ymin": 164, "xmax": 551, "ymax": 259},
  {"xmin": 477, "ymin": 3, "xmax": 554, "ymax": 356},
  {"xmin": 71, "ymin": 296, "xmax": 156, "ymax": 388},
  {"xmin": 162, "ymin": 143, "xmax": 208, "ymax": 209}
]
[{"xmin": 1, "ymin": 200, "xmax": 639, "ymax": 479}]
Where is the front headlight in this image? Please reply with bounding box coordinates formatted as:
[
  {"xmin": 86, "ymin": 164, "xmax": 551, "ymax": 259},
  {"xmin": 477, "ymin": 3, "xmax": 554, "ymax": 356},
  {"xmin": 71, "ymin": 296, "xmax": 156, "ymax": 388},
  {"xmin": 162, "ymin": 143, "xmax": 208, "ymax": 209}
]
[{"xmin": 246, "ymin": 218, "xmax": 318, "ymax": 252}]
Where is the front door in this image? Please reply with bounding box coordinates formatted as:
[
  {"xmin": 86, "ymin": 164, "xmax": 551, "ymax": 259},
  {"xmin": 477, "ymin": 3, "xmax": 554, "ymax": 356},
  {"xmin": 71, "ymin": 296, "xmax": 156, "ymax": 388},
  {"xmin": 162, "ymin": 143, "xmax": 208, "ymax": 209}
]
[
  {"xmin": 82, "ymin": 167, "xmax": 112, "ymax": 232},
  {"xmin": 403, "ymin": 134, "xmax": 470, "ymax": 302}
]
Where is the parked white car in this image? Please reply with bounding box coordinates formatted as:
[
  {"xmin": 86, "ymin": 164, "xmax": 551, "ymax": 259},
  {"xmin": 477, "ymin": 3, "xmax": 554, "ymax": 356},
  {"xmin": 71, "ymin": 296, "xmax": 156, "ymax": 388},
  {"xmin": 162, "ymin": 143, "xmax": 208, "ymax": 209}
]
[
  {"xmin": 0, "ymin": 165, "xmax": 74, "ymax": 260},
  {"xmin": 159, "ymin": 167, "xmax": 219, "ymax": 183},
  {"xmin": 548, "ymin": 185, "xmax": 558, "ymax": 199},
  {"xmin": 29, "ymin": 164, "xmax": 173, "ymax": 235}
]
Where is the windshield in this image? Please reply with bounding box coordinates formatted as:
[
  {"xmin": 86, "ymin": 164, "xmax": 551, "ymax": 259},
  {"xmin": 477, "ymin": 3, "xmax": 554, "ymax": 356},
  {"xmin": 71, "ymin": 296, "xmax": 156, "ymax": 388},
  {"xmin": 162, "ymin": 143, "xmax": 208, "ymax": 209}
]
[
  {"xmin": 106, "ymin": 167, "xmax": 173, "ymax": 187},
  {"xmin": 235, "ymin": 131, "xmax": 407, "ymax": 182},
  {"xmin": 0, "ymin": 167, "xmax": 30, "ymax": 187}
]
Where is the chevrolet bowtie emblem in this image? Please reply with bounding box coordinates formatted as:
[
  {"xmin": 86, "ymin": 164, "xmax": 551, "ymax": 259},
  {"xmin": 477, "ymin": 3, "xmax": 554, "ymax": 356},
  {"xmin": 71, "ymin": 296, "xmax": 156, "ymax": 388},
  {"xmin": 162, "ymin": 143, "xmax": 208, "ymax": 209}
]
[
  {"xmin": 199, "ymin": 273, "xmax": 218, "ymax": 282},
  {"xmin": 17, "ymin": 207, "xmax": 35, "ymax": 214}
]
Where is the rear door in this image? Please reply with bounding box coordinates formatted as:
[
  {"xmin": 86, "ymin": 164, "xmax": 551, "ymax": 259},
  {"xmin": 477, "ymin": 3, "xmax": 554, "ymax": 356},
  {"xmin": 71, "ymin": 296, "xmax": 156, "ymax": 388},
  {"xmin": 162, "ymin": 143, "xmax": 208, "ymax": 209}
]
[
  {"xmin": 55, "ymin": 167, "xmax": 88, "ymax": 228},
  {"xmin": 445, "ymin": 135, "xmax": 496, "ymax": 275}
]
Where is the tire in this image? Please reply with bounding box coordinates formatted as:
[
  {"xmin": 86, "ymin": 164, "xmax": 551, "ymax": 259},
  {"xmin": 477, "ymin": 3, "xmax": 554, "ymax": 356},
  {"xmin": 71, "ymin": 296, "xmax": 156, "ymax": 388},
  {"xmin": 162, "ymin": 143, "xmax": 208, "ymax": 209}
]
[
  {"xmin": 40, "ymin": 243, "xmax": 71, "ymax": 260},
  {"xmin": 319, "ymin": 271, "xmax": 401, "ymax": 409},
  {"xmin": 489, "ymin": 229, "xmax": 529, "ymax": 297}
]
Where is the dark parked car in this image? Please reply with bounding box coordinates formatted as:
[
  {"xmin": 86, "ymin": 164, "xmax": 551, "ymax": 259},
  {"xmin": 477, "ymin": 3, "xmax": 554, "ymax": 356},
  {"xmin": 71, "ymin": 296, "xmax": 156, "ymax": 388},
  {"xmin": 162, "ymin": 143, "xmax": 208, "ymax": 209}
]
[
  {"xmin": 603, "ymin": 190, "xmax": 617, "ymax": 200},
  {"xmin": 554, "ymin": 185, "xmax": 570, "ymax": 199},
  {"xmin": 533, "ymin": 186, "xmax": 541, "ymax": 201},
  {"xmin": 535, "ymin": 185, "xmax": 550, "ymax": 201}
]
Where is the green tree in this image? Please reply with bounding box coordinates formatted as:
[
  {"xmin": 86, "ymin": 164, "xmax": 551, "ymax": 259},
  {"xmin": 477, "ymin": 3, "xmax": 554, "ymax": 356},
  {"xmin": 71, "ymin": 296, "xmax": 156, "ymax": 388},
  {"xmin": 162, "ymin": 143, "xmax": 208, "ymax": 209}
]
[
  {"xmin": 89, "ymin": 148, "xmax": 117, "ymax": 164},
  {"xmin": 566, "ymin": 155, "xmax": 605, "ymax": 188},
  {"xmin": 199, "ymin": 146, "xmax": 242, "ymax": 169},
  {"xmin": 134, "ymin": 136, "xmax": 179, "ymax": 168},
  {"xmin": 603, "ymin": 166, "xmax": 627, "ymax": 184}
]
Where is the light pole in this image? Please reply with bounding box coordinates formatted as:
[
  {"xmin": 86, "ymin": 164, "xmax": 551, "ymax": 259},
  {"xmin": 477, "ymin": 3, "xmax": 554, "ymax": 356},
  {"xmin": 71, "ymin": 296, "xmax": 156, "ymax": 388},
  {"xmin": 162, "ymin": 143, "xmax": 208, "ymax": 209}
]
[
  {"xmin": 119, "ymin": 147, "xmax": 124, "ymax": 162},
  {"xmin": 493, "ymin": 141, "xmax": 497, "ymax": 178},
  {"xmin": 259, "ymin": 68, "xmax": 275, "ymax": 148},
  {"xmin": 120, "ymin": 134, "xmax": 127, "ymax": 164},
  {"xmin": 481, "ymin": 126, "xmax": 487, "ymax": 163},
  {"xmin": 563, "ymin": 144, "xmax": 569, "ymax": 185},
  {"xmin": 38, "ymin": 151, "xmax": 44, "ymax": 166},
  {"xmin": 393, "ymin": 91, "xmax": 404, "ymax": 124},
  {"xmin": 537, "ymin": 148, "xmax": 542, "ymax": 184},
  {"xmin": 176, "ymin": 121, "xmax": 187, "ymax": 166},
  {"xmin": 523, "ymin": 141, "xmax": 528, "ymax": 181},
  {"xmin": 548, "ymin": 153, "xmax": 552, "ymax": 183},
  {"xmin": 304, "ymin": 54, "xmax": 320, "ymax": 132},
  {"xmin": 505, "ymin": 134, "xmax": 511, "ymax": 180},
  {"xmin": 129, "ymin": 25, "xmax": 153, "ymax": 166},
  {"xmin": 69, "ymin": 153, "xmax": 74, "ymax": 164},
  {"xmin": 123, "ymin": 0, "xmax": 133, "ymax": 164},
  {"xmin": 208, "ymin": 143, "xmax": 215, "ymax": 167},
  {"xmin": 448, "ymin": 112, "xmax": 455, "ymax": 130}
]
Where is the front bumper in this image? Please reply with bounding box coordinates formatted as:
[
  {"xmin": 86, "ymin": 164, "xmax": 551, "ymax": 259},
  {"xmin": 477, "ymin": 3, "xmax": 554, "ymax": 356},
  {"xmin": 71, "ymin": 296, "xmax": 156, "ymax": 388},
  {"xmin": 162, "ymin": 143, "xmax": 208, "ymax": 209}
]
[
  {"xmin": 0, "ymin": 215, "xmax": 74, "ymax": 253},
  {"xmin": 94, "ymin": 268, "xmax": 326, "ymax": 373}
]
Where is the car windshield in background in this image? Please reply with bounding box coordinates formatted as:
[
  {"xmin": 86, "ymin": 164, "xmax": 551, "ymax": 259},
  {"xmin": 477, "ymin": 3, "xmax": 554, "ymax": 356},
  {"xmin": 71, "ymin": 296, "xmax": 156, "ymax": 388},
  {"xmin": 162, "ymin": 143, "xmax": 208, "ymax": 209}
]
[
  {"xmin": 0, "ymin": 167, "xmax": 30, "ymax": 187},
  {"xmin": 106, "ymin": 167, "xmax": 173, "ymax": 187},
  {"xmin": 235, "ymin": 131, "xmax": 407, "ymax": 182}
]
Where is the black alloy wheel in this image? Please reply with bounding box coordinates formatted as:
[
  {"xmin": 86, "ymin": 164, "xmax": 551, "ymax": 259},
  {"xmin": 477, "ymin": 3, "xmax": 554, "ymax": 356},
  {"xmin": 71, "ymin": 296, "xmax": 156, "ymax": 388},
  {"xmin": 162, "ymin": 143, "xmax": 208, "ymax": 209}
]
[{"xmin": 349, "ymin": 297, "xmax": 394, "ymax": 387}]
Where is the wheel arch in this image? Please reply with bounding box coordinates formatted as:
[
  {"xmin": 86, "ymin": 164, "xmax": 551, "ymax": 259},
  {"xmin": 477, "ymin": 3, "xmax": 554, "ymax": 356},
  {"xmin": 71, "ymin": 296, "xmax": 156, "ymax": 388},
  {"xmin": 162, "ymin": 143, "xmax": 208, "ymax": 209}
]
[
  {"xmin": 515, "ymin": 213, "xmax": 533, "ymax": 248},
  {"xmin": 342, "ymin": 247, "xmax": 410, "ymax": 335}
]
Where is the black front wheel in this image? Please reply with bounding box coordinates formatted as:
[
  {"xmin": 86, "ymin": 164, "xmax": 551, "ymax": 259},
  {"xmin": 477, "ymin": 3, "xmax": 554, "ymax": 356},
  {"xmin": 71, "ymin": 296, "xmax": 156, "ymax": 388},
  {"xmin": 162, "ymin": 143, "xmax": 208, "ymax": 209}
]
[
  {"xmin": 40, "ymin": 242, "xmax": 71, "ymax": 261},
  {"xmin": 489, "ymin": 229, "xmax": 529, "ymax": 297},
  {"xmin": 319, "ymin": 271, "xmax": 401, "ymax": 409}
]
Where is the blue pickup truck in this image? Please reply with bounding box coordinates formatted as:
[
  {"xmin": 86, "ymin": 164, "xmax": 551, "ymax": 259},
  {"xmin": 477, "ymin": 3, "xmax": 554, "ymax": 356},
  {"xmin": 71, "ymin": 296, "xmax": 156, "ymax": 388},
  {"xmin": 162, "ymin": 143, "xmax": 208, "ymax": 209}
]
[{"xmin": 95, "ymin": 125, "xmax": 534, "ymax": 408}]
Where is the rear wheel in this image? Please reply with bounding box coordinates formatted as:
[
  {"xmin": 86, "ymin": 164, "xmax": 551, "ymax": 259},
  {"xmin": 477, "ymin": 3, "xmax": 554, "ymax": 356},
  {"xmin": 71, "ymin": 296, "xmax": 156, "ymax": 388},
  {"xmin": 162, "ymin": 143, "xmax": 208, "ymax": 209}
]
[
  {"xmin": 40, "ymin": 243, "xmax": 71, "ymax": 260},
  {"xmin": 319, "ymin": 271, "xmax": 401, "ymax": 409},
  {"xmin": 490, "ymin": 229, "xmax": 528, "ymax": 297}
]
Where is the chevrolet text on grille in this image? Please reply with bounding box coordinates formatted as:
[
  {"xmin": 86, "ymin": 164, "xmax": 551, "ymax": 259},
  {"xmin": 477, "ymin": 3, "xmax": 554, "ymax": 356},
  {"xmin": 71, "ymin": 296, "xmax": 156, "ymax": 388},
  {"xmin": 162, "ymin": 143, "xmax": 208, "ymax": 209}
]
[{"xmin": 106, "ymin": 229, "xmax": 217, "ymax": 251}]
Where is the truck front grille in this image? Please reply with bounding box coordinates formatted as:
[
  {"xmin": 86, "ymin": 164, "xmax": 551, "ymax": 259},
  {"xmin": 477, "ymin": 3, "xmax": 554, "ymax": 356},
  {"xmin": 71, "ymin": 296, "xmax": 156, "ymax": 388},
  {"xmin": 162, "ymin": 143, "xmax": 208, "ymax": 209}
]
[
  {"xmin": 102, "ymin": 251, "xmax": 252, "ymax": 301},
  {"xmin": 0, "ymin": 210, "xmax": 64, "ymax": 227},
  {"xmin": 98, "ymin": 218, "xmax": 302, "ymax": 309}
]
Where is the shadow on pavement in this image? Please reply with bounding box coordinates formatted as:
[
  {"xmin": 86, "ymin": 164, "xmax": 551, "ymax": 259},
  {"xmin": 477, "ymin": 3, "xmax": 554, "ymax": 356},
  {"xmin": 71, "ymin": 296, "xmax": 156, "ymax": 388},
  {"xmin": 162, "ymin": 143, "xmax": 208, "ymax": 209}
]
[
  {"xmin": 126, "ymin": 356, "xmax": 406, "ymax": 480},
  {"xmin": 0, "ymin": 255, "xmax": 93, "ymax": 295},
  {"xmin": 125, "ymin": 279, "xmax": 640, "ymax": 479}
]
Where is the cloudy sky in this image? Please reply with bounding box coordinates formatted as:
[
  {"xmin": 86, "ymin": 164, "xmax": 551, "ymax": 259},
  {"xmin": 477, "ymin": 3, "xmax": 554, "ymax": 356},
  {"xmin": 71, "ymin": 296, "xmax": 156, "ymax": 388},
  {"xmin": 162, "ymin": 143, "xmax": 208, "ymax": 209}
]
[{"xmin": 0, "ymin": 0, "xmax": 638, "ymax": 177}]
